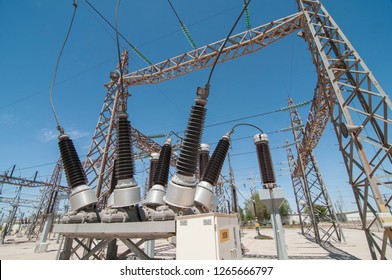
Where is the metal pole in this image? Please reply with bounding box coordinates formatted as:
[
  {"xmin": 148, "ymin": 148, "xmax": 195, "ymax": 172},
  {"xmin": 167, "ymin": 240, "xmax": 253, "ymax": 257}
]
[
  {"xmin": 35, "ymin": 214, "xmax": 54, "ymax": 253},
  {"xmin": 260, "ymin": 188, "xmax": 288, "ymax": 260}
]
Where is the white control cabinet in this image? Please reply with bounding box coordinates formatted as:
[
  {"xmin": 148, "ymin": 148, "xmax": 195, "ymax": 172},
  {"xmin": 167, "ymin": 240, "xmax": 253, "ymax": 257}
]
[{"xmin": 176, "ymin": 213, "xmax": 242, "ymax": 260}]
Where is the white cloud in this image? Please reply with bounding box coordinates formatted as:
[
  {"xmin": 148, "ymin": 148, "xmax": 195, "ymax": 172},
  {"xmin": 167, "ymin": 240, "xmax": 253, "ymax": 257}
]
[
  {"xmin": 68, "ymin": 130, "xmax": 90, "ymax": 140},
  {"xmin": 39, "ymin": 128, "xmax": 58, "ymax": 142},
  {"xmin": 39, "ymin": 128, "xmax": 89, "ymax": 142}
]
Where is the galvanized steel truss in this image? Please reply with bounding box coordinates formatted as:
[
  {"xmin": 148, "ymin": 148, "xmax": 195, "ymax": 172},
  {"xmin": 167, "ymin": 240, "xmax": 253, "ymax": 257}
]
[
  {"xmin": 28, "ymin": 160, "xmax": 64, "ymax": 240},
  {"xmin": 298, "ymin": 0, "xmax": 391, "ymax": 259},
  {"xmin": 83, "ymin": 51, "xmax": 169, "ymax": 202},
  {"xmin": 284, "ymin": 139, "xmax": 308, "ymax": 236},
  {"xmin": 288, "ymin": 97, "xmax": 344, "ymax": 244}
]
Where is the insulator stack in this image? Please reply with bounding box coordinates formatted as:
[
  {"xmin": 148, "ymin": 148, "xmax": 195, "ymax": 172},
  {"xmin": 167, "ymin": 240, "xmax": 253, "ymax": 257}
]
[
  {"xmin": 254, "ymin": 134, "xmax": 276, "ymax": 185},
  {"xmin": 58, "ymin": 134, "xmax": 87, "ymax": 189},
  {"xmin": 153, "ymin": 140, "xmax": 172, "ymax": 187},
  {"xmin": 116, "ymin": 113, "xmax": 135, "ymax": 180},
  {"xmin": 202, "ymin": 137, "xmax": 230, "ymax": 185},
  {"xmin": 198, "ymin": 144, "xmax": 210, "ymax": 179},
  {"xmin": 176, "ymin": 104, "xmax": 207, "ymax": 177},
  {"xmin": 148, "ymin": 153, "xmax": 160, "ymax": 190},
  {"xmin": 109, "ymin": 161, "xmax": 117, "ymax": 193}
]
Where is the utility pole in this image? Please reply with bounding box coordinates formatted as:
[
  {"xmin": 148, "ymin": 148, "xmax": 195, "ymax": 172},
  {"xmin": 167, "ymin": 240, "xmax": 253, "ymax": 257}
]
[
  {"xmin": 1, "ymin": 185, "xmax": 22, "ymax": 244},
  {"xmin": 227, "ymin": 153, "xmax": 239, "ymax": 213},
  {"xmin": 35, "ymin": 161, "xmax": 63, "ymax": 253},
  {"xmin": 28, "ymin": 160, "xmax": 64, "ymax": 241}
]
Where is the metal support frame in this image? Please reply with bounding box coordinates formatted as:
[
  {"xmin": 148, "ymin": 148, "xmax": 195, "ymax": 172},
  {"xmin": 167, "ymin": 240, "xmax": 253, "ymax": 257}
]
[
  {"xmin": 288, "ymin": 97, "xmax": 344, "ymax": 244},
  {"xmin": 83, "ymin": 50, "xmax": 131, "ymax": 202},
  {"xmin": 284, "ymin": 140, "xmax": 306, "ymax": 235},
  {"xmin": 0, "ymin": 169, "xmax": 66, "ymax": 190},
  {"xmin": 259, "ymin": 188, "xmax": 288, "ymax": 260},
  {"xmin": 298, "ymin": 0, "xmax": 391, "ymax": 259},
  {"xmin": 82, "ymin": 51, "xmax": 177, "ymax": 204},
  {"xmin": 228, "ymin": 154, "xmax": 240, "ymax": 213},
  {"xmin": 124, "ymin": 12, "xmax": 303, "ymax": 86},
  {"xmin": 29, "ymin": 160, "xmax": 64, "ymax": 241},
  {"xmin": 0, "ymin": 186, "xmax": 22, "ymax": 244},
  {"xmin": 53, "ymin": 221, "xmax": 175, "ymax": 260},
  {"xmin": 215, "ymin": 178, "xmax": 227, "ymax": 213}
]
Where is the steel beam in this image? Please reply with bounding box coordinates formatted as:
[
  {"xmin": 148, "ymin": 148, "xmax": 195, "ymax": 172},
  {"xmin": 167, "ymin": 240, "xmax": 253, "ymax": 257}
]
[{"xmin": 124, "ymin": 13, "xmax": 303, "ymax": 86}]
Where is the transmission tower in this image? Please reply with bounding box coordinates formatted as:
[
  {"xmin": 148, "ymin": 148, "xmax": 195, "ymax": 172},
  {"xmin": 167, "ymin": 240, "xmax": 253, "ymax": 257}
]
[
  {"xmin": 298, "ymin": 0, "xmax": 391, "ymax": 259},
  {"xmin": 215, "ymin": 177, "xmax": 227, "ymax": 213},
  {"xmin": 28, "ymin": 160, "xmax": 64, "ymax": 241},
  {"xmin": 0, "ymin": 165, "xmax": 66, "ymax": 241},
  {"xmin": 288, "ymin": 97, "xmax": 344, "ymax": 244},
  {"xmin": 227, "ymin": 153, "xmax": 240, "ymax": 214},
  {"xmin": 0, "ymin": 185, "xmax": 21, "ymax": 244},
  {"xmin": 284, "ymin": 139, "xmax": 307, "ymax": 236}
]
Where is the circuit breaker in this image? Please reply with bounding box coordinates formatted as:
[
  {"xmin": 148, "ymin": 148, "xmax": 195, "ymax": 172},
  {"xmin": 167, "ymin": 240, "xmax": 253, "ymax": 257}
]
[{"xmin": 176, "ymin": 213, "xmax": 242, "ymax": 260}]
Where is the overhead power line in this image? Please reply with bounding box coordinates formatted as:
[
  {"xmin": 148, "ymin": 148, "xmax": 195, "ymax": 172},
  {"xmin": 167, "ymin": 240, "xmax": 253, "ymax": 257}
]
[
  {"xmin": 83, "ymin": 0, "xmax": 152, "ymax": 65},
  {"xmin": 167, "ymin": 0, "xmax": 197, "ymax": 49},
  {"xmin": 205, "ymin": 99, "xmax": 312, "ymax": 129}
]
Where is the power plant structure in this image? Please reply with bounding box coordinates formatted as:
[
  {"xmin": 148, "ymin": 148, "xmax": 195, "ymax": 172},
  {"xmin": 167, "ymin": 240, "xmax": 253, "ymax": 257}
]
[
  {"xmin": 286, "ymin": 97, "xmax": 345, "ymax": 244},
  {"xmin": 1, "ymin": 0, "xmax": 391, "ymax": 260}
]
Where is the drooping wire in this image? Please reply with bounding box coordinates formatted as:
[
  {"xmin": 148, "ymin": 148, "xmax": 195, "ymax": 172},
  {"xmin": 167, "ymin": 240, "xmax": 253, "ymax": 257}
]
[
  {"xmin": 205, "ymin": 98, "xmax": 312, "ymax": 129},
  {"xmin": 228, "ymin": 123, "xmax": 263, "ymax": 136},
  {"xmin": 149, "ymin": 98, "xmax": 312, "ymax": 136},
  {"xmin": 243, "ymin": 0, "xmax": 252, "ymax": 30},
  {"xmin": 83, "ymin": 0, "xmax": 152, "ymax": 65},
  {"xmin": 49, "ymin": 0, "xmax": 78, "ymax": 133},
  {"xmin": 205, "ymin": 0, "xmax": 251, "ymax": 87},
  {"xmin": 167, "ymin": 0, "xmax": 197, "ymax": 49}
]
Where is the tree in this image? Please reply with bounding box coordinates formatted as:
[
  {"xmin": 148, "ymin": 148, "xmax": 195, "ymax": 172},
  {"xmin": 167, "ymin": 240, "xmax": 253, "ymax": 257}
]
[
  {"xmin": 243, "ymin": 192, "xmax": 269, "ymax": 222},
  {"xmin": 313, "ymin": 204, "xmax": 328, "ymax": 222},
  {"xmin": 305, "ymin": 204, "xmax": 328, "ymax": 222},
  {"xmin": 279, "ymin": 199, "xmax": 292, "ymax": 219},
  {"xmin": 243, "ymin": 192, "xmax": 292, "ymax": 223},
  {"xmin": 239, "ymin": 206, "xmax": 245, "ymax": 221}
]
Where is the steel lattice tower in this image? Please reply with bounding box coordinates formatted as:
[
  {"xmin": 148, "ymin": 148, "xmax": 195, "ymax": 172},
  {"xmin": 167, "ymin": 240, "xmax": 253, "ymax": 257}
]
[
  {"xmin": 83, "ymin": 50, "xmax": 166, "ymax": 204},
  {"xmin": 297, "ymin": 0, "xmax": 391, "ymax": 259},
  {"xmin": 215, "ymin": 178, "xmax": 227, "ymax": 213},
  {"xmin": 284, "ymin": 139, "xmax": 307, "ymax": 236},
  {"xmin": 28, "ymin": 160, "xmax": 64, "ymax": 241},
  {"xmin": 288, "ymin": 97, "xmax": 344, "ymax": 243}
]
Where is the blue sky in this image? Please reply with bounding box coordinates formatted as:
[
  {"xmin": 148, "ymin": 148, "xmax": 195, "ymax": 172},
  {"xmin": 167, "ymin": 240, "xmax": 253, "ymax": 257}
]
[{"xmin": 0, "ymin": 0, "xmax": 391, "ymax": 218}]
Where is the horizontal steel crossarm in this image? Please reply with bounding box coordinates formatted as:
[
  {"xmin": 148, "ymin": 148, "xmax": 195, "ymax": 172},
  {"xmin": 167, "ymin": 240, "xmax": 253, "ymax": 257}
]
[
  {"xmin": 52, "ymin": 221, "xmax": 175, "ymax": 239},
  {"xmin": 0, "ymin": 175, "xmax": 66, "ymax": 190},
  {"xmin": 124, "ymin": 12, "xmax": 303, "ymax": 86},
  {"xmin": 0, "ymin": 197, "xmax": 36, "ymax": 205}
]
